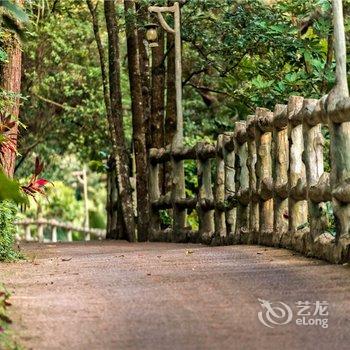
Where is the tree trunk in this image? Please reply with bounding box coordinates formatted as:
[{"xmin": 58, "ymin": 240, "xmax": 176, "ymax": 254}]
[
  {"xmin": 0, "ymin": 1, "xmax": 24, "ymax": 178},
  {"xmin": 104, "ymin": 0, "xmax": 136, "ymax": 242},
  {"xmin": 124, "ymin": 0, "xmax": 150, "ymax": 241},
  {"xmin": 106, "ymin": 156, "xmax": 123, "ymax": 239},
  {"xmin": 150, "ymin": 32, "xmax": 165, "ymax": 149},
  {"xmin": 87, "ymin": 0, "xmax": 118, "ymax": 239},
  {"xmin": 136, "ymin": 2, "xmax": 151, "ymax": 150}
]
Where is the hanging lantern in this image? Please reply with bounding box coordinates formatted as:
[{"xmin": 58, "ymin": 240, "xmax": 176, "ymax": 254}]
[{"xmin": 145, "ymin": 23, "xmax": 159, "ymax": 48}]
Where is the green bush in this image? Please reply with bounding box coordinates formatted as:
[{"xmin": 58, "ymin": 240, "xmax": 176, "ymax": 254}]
[{"xmin": 0, "ymin": 201, "xmax": 21, "ymax": 261}]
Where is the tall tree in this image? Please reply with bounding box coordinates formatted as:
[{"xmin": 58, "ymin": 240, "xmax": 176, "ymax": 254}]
[
  {"xmin": 86, "ymin": 0, "xmax": 123, "ymax": 239},
  {"xmin": 136, "ymin": 2, "xmax": 151, "ymax": 150},
  {"xmin": 104, "ymin": 0, "xmax": 136, "ymax": 242},
  {"xmin": 149, "ymin": 7, "xmax": 166, "ymax": 194},
  {"xmin": 150, "ymin": 28, "xmax": 165, "ymax": 152},
  {"xmin": 0, "ymin": 0, "xmax": 24, "ymax": 177},
  {"xmin": 124, "ymin": 0, "xmax": 149, "ymax": 241}
]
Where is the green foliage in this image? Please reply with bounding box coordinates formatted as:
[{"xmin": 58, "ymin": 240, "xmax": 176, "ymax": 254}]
[
  {"xmin": 89, "ymin": 209, "xmax": 106, "ymax": 230},
  {"xmin": 160, "ymin": 210, "xmax": 172, "ymax": 227},
  {"xmin": 9, "ymin": 0, "xmax": 347, "ymax": 237},
  {"xmin": 22, "ymin": 181, "xmax": 84, "ymax": 224},
  {"xmin": 0, "ymin": 170, "xmax": 26, "ymax": 204},
  {"xmin": 17, "ymin": 0, "xmax": 132, "ymax": 176},
  {"xmin": 0, "ymin": 0, "xmax": 28, "ymax": 24},
  {"xmin": 181, "ymin": 0, "xmax": 336, "ymax": 137},
  {"xmin": 0, "ymin": 284, "xmax": 22, "ymax": 350},
  {"xmin": 187, "ymin": 209, "xmax": 199, "ymax": 231},
  {"xmin": 184, "ymin": 160, "xmax": 198, "ymax": 197},
  {"xmin": 0, "ymin": 0, "xmax": 28, "ymax": 63},
  {"xmin": 0, "ymin": 201, "xmax": 21, "ymax": 261}
]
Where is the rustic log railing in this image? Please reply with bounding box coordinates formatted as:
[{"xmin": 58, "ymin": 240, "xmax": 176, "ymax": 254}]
[
  {"xmin": 148, "ymin": 93, "xmax": 350, "ymax": 263},
  {"xmin": 15, "ymin": 219, "xmax": 106, "ymax": 243},
  {"xmin": 147, "ymin": 0, "xmax": 350, "ymax": 263}
]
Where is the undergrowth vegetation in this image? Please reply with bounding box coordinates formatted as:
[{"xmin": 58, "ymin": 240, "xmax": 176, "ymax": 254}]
[{"xmin": 0, "ymin": 201, "xmax": 22, "ymax": 262}]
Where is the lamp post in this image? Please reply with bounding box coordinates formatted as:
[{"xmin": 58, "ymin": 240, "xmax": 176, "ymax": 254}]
[
  {"xmin": 147, "ymin": 2, "xmax": 186, "ymax": 237},
  {"xmin": 147, "ymin": 2, "xmax": 183, "ymax": 148}
]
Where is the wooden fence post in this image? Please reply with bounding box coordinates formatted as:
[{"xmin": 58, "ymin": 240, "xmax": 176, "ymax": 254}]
[
  {"xmin": 38, "ymin": 222, "xmax": 44, "ymax": 242},
  {"xmin": 326, "ymin": 0, "xmax": 350, "ymax": 262},
  {"xmin": 302, "ymin": 99, "xmax": 328, "ymax": 241},
  {"xmin": 52, "ymin": 225, "xmax": 57, "ymax": 243},
  {"xmin": 287, "ymin": 96, "xmax": 308, "ymax": 246},
  {"xmin": 234, "ymin": 122, "xmax": 249, "ymax": 242},
  {"xmin": 67, "ymin": 230, "xmax": 73, "ymax": 242},
  {"xmin": 197, "ymin": 142, "xmax": 215, "ymax": 244},
  {"xmin": 273, "ymin": 104, "xmax": 289, "ymax": 245},
  {"xmin": 24, "ymin": 224, "xmax": 31, "ymax": 241},
  {"xmin": 256, "ymin": 108, "xmax": 274, "ymax": 245},
  {"xmin": 171, "ymin": 156, "xmax": 186, "ymax": 242},
  {"xmin": 223, "ymin": 132, "xmax": 236, "ymax": 242},
  {"xmin": 247, "ymin": 116, "xmax": 259, "ymax": 243},
  {"xmin": 149, "ymin": 149, "xmax": 161, "ymax": 240},
  {"xmin": 214, "ymin": 135, "xmax": 226, "ymax": 243}
]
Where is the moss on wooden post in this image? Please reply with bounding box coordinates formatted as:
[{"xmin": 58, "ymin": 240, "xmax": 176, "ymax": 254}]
[
  {"xmin": 273, "ymin": 104, "xmax": 289, "ymax": 245},
  {"xmin": 197, "ymin": 142, "xmax": 214, "ymax": 244}
]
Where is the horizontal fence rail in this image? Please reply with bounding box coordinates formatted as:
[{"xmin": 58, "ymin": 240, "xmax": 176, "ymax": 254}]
[
  {"xmin": 15, "ymin": 219, "xmax": 106, "ymax": 243},
  {"xmin": 148, "ymin": 94, "xmax": 350, "ymax": 263}
]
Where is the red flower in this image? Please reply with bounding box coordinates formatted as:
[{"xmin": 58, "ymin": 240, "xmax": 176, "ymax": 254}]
[
  {"xmin": 21, "ymin": 158, "xmax": 52, "ymax": 200},
  {"xmin": 0, "ymin": 113, "xmax": 18, "ymax": 160}
]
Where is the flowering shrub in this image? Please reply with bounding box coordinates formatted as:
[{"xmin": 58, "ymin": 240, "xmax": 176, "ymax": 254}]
[{"xmin": 0, "ymin": 113, "xmax": 50, "ymax": 260}]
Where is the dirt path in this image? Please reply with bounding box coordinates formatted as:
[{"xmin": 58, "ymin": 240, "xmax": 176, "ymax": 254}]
[{"xmin": 1, "ymin": 241, "xmax": 350, "ymax": 350}]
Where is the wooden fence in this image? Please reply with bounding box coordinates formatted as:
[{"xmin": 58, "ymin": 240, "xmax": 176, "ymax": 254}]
[
  {"xmin": 148, "ymin": 95, "xmax": 350, "ymax": 263},
  {"xmin": 15, "ymin": 219, "xmax": 106, "ymax": 243}
]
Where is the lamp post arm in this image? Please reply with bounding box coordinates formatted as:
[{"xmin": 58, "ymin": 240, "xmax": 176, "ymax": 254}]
[
  {"xmin": 148, "ymin": 5, "xmax": 176, "ymax": 13},
  {"xmin": 148, "ymin": 6, "xmax": 175, "ymax": 34}
]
